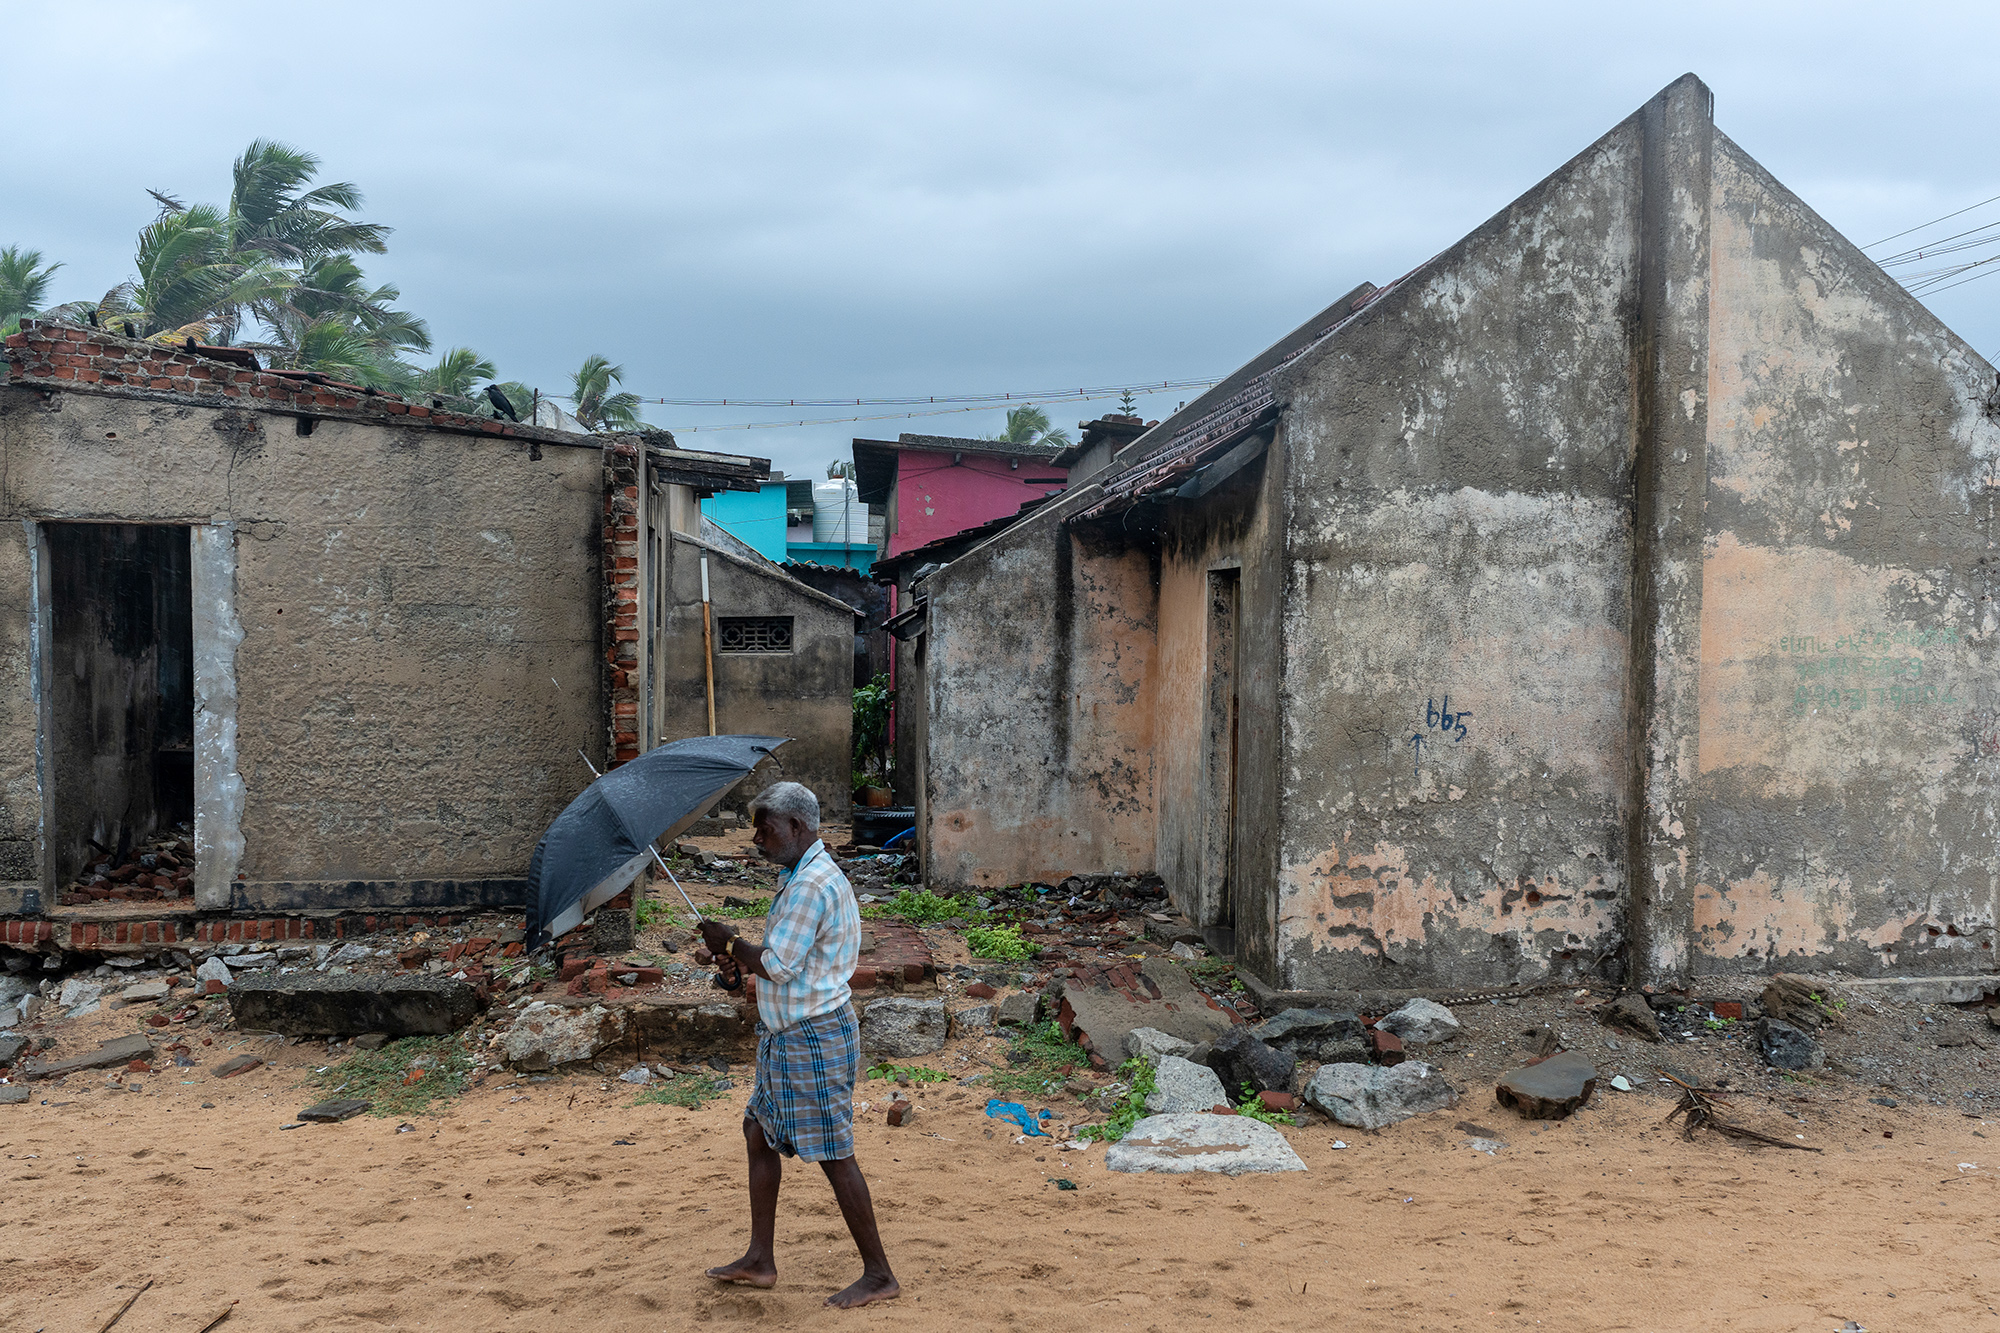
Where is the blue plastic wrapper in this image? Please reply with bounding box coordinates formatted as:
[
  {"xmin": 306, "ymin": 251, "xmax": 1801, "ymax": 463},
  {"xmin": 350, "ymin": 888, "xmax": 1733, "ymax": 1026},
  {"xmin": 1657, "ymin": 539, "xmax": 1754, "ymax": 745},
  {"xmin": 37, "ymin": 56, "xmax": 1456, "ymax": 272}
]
[{"xmin": 984, "ymin": 1098, "xmax": 1049, "ymax": 1136}]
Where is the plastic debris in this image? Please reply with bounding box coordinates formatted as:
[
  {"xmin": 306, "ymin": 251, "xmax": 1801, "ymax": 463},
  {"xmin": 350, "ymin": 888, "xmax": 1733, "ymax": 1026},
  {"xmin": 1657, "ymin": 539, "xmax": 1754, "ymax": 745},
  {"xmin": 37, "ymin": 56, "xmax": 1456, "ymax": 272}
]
[{"xmin": 985, "ymin": 1098, "xmax": 1049, "ymax": 1136}]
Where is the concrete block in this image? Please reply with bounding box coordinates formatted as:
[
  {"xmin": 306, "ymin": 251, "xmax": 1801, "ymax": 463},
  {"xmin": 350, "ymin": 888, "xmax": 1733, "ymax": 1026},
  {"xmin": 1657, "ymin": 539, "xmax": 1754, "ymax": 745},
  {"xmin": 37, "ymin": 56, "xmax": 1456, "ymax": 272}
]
[{"xmin": 228, "ymin": 972, "xmax": 478, "ymax": 1037}]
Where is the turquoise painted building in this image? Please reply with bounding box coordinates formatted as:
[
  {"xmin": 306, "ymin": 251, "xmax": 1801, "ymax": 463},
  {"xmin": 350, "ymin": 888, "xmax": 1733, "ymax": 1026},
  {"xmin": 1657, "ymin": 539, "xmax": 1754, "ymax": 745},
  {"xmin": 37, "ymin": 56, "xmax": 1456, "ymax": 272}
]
[{"xmin": 699, "ymin": 480, "xmax": 789, "ymax": 562}]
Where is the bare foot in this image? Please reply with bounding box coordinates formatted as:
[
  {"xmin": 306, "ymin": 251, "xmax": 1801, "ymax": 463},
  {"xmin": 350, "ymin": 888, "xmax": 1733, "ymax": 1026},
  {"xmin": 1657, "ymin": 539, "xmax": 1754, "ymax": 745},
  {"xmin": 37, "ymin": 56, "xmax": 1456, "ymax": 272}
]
[
  {"xmin": 706, "ymin": 1254, "xmax": 777, "ymax": 1288},
  {"xmin": 825, "ymin": 1272, "xmax": 900, "ymax": 1308}
]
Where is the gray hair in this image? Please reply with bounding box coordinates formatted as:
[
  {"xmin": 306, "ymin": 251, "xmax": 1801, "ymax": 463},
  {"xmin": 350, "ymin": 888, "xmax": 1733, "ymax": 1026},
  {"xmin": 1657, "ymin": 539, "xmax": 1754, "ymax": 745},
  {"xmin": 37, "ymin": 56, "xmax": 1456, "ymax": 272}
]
[{"xmin": 749, "ymin": 781, "xmax": 821, "ymax": 832}]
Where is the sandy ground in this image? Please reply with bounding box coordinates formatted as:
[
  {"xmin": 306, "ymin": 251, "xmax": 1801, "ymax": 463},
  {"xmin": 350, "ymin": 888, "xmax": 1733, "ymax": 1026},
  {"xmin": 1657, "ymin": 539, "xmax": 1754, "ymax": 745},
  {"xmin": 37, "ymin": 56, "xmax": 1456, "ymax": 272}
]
[{"xmin": 2, "ymin": 1033, "xmax": 1997, "ymax": 1333}]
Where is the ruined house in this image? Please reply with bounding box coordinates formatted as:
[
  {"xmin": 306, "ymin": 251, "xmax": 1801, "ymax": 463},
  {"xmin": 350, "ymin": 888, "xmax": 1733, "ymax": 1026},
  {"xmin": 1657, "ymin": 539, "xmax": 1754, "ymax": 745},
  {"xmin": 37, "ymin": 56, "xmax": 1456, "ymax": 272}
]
[
  {"xmin": 911, "ymin": 75, "xmax": 2000, "ymax": 995},
  {"xmin": 0, "ymin": 321, "xmax": 782, "ymax": 938}
]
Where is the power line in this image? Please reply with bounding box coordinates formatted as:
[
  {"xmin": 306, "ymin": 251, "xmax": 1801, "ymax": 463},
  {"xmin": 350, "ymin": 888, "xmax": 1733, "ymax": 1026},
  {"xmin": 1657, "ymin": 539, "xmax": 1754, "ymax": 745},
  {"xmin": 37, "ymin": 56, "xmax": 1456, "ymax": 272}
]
[
  {"xmin": 1865, "ymin": 191, "xmax": 2000, "ymax": 250},
  {"xmin": 553, "ymin": 375, "xmax": 1218, "ymax": 410},
  {"xmin": 643, "ymin": 386, "xmax": 1204, "ymax": 433}
]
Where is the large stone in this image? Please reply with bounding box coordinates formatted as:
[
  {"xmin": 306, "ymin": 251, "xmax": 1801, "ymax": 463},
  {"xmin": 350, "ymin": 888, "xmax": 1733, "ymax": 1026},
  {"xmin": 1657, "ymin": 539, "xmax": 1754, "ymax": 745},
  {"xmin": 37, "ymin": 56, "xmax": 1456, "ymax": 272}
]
[
  {"xmin": 0, "ymin": 1033, "xmax": 26, "ymax": 1065},
  {"xmin": 1206, "ymin": 1025, "xmax": 1296, "ymax": 1096},
  {"xmin": 1055, "ymin": 964, "xmax": 1238, "ymax": 1068},
  {"xmin": 0, "ymin": 1086, "xmax": 28, "ymax": 1104},
  {"xmin": 1145, "ymin": 1055, "xmax": 1229, "ymax": 1114},
  {"xmin": 996, "ymin": 992, "xmax": 1041, "ymax": 1027},
  {"xmin": 1376, "ymin": 998, "xmax": 1461, "ymax": 1045},
  {"xmin": 195, "ymin": 957, "xmax": 232, "ymax": 987},
  {"xmin": 1600, "ymin": 993, "xmax": 1661, "ymax": 1042},
  {"xmin": 859, "ymin": 996, "xmax": 948, "ymax": 1058},
  {"xmin": 1495, "ymin": 1051, "xmax": 1597, "ymax": 1119},
  {"xmin": 20, "ymin": 1034, "xmax": 155, "ymax": 1082},
  {"xmin": 1304, "ymin": 1061, "xmax": 1458, "ymax": 1129},
  {"xmin": 499, "ymin": 1002, "xmax": 630, "ymax": 1072},
  {"xmin": 115, "ymin": 982, "xmax": 171, "ymax": 1006},
  {"xmin": 1104, "ymin": 1112, "xmax": 1307, "ymax": 1175},
  {"xmin": 228, "ymin": 972, "xmax": 479, "ymax": 1038},
  {"xmin": 1756, "ymin": 1017, "xmax": 1824, "ymax": 1071},
  {"xmin": 57, "ymin": 978, "xmax": 103, "ymax": 1016},
  {"xmin": 949, "ymin": 1003, "xmax": 996, "ymax": 1038},
  {"xmin": 1123, "ymin": 1026, "xmax": 1196, "ymax": 1063},
  {"xmin": 1254, "ymin": 1007, "xmax": 1365, "ymax": 1060}
]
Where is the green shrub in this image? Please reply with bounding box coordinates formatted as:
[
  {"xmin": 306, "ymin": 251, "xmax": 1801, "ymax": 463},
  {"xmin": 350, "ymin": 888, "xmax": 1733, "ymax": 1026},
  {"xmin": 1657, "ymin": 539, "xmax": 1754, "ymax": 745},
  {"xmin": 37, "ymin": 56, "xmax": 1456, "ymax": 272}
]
[
  {"xmin": 859, "ymin": 888, "xmax": 983, "ymax": 925},
  {"xmin": 966, "ymin": 924, "xmax": 1035, "ymax": 960},
  {"xmin": 1234, "ymin": 1082, "xmax": 1289, "ymax": 1125}
]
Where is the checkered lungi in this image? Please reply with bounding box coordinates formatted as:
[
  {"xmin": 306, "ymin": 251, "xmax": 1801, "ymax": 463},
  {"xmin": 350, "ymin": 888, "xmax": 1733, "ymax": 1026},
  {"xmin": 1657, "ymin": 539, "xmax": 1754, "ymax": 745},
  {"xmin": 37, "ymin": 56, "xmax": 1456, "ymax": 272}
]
[{"xmin": 745, "ymin": 1005, "xmax": 860, "ymax": 1163}]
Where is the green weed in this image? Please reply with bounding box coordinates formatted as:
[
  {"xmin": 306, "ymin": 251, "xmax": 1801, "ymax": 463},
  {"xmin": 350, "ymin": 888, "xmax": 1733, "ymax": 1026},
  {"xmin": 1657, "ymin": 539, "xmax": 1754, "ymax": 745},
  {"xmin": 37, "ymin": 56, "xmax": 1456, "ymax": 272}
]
[
  {"xmin": 713, "ymin": 897, "xmax": 771, "ymax": 919},
  {"xmin": 303, "ymin": 1034, "xmax": 474, "ymax": 1118},
  {"xmin": 859, "ymin": 888, "xmax": 984, "ymax": 925},
  {"xmin": 986, "ymin": 1018, "xmax": 1086, "ymax": 1096},
  {"xmin": 634, "ymin": 1072, "xmax": 730, "ymax": 1110},
  {"xmin": 1076, "ymin": 1058, "xmax": 1157, "ymax": 1143},
  {"xmin": 865, "ymin": 1062, "xmax": 950, "ymax": 1083},
  {"xmin": 1233, "ymin": 1082, "xmax": 1290, "ymax": 1125},
  {"xmin": 967, "ymin": 924, "xmax": 1036, "ymax": 961}
]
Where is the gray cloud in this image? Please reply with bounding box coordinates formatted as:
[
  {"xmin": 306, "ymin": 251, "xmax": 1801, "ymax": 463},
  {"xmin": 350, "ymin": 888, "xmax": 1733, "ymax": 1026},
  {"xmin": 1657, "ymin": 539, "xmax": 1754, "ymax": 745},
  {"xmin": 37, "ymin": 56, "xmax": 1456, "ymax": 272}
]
[{"xmin": 5, "ymin": 1, "xmax": 1995, "ymax": 479}]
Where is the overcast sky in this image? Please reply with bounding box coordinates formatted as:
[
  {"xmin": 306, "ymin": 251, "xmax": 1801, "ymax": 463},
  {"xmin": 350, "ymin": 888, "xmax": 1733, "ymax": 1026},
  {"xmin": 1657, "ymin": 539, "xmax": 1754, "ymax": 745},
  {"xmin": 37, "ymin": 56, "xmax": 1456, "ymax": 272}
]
[{"xmin": 6, "ymin": 2, "xmax": 1998, "ymax": 480}]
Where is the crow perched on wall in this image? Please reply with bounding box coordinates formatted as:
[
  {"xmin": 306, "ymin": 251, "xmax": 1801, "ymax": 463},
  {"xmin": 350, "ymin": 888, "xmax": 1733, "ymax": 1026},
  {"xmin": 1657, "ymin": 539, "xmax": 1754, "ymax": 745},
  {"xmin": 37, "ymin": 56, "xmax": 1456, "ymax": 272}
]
[{"xmin": 485, "ymin": 385, "xmax": 520, "ymax": 421}]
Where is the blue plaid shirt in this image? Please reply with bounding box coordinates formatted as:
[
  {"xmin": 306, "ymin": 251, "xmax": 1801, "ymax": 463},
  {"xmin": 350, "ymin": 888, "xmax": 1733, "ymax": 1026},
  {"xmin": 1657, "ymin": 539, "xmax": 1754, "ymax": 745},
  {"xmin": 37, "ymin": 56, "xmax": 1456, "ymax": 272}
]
[{"xmin": 754, "ymin": 840, "xmax": 859, "ymax": 1032}]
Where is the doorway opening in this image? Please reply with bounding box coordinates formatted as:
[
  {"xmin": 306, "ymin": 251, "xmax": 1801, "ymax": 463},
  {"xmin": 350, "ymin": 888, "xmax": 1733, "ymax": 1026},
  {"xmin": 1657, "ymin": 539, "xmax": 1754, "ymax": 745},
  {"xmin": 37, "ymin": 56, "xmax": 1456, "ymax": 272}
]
[
  {"xmin": 1200, "ymin": 567, "xmax": 1241, "ymax": 953},
  {"xmin": 43, "ymin": 523, "xmax": 195, "ymax": 904}
]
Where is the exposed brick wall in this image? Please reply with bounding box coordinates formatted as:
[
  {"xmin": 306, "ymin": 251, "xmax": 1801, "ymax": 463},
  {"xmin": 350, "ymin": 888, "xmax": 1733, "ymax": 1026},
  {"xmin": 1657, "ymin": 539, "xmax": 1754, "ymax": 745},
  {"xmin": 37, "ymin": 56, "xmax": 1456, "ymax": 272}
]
[
  {"xmin": 603, "ymin": 439, "xmax": 642, "ymax": 765},
  {"xmin": 1, "ymin": 912, "xmax": 481, "ymax": 950},
  {"xmin": 1, "ymin": 319, "xmax": 566, "ymax": 446}
]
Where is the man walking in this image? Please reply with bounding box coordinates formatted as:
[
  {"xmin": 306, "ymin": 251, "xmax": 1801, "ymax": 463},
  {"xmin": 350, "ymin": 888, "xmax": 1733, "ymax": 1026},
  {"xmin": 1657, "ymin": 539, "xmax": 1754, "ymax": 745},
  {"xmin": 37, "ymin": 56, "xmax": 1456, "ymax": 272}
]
[{"xmin": 695, "ymin": 781, "xmax": 899, "ymax": 1309}]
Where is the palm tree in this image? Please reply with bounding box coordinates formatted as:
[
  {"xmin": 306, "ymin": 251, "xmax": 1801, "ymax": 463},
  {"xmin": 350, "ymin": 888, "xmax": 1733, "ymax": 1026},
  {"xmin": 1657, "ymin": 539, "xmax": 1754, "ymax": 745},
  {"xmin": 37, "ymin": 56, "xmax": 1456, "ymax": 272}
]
[
  {"xmin": 990, "ymin": 404, "xmax": 1071, "ymax": 449},
  {"xmin": 0, "ymin": 247, "xmax": 63, "ymax": 334},
  {"xmin": 569, "ymin": 355, "xmax": 643, "ymax": 431},
  {"xmin": 416, "ymin": 347, "xmax": 498, "ymax": 398}
]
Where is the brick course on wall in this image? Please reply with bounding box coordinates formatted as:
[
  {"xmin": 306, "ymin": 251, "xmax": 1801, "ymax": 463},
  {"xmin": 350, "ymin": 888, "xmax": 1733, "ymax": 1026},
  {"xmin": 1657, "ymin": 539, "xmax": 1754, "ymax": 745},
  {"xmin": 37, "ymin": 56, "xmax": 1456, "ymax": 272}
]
[
  {"xmin": 0, "ymin": 320, "xmax": 574, "ymax": 447},
  {"xmin": 602, "ymin": 439, "xmax": 642, "ymax": 764},
  {"xmin": 0, "ymin": 912, "xmax": 485, "ymax": 950}
]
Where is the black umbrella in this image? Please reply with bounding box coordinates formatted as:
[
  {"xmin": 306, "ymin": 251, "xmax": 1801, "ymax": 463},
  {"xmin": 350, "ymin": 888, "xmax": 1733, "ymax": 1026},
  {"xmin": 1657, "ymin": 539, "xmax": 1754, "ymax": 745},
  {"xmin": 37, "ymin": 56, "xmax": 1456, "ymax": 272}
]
[{"xmin": 525, "ymin": 734, "xmax": 790, "ymax": 948}]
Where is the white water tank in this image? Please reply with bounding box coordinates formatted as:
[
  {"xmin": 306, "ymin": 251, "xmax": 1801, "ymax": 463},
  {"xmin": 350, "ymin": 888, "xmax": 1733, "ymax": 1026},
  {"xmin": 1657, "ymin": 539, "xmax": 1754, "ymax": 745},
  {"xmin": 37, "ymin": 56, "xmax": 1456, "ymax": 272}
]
[{"xmin": 811, "ymin": 478, "xmax": 869, "ymax": 544}]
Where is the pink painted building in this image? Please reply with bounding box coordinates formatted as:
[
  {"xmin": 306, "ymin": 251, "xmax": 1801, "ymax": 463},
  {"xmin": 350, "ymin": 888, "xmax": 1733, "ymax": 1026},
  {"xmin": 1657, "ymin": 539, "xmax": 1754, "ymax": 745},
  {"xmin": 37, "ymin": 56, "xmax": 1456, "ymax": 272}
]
[{"xmin": 851, "ymin": 433, "xmax": 1072, "ymax": 561}]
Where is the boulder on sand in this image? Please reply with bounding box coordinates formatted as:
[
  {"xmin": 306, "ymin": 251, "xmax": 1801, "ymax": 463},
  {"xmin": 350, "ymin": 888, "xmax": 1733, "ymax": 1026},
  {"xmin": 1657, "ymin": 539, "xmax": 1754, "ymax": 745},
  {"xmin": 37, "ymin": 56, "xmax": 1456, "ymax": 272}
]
[
  {"xmin": 229, "ymin": 972, "xmax": 478, "ymax": 1038},
  {"xmin": 860, "ymin": 996, "xmax": 948, "ymax": 1058},
  {"xmin": 1375, "ymin": 998, "xmax": 1461, "ymax": 1045},
  {"xmin": 1495, "ymin": 1050, "xmax": 1597, "ymax": 1119},
  {"xmin": 1303, "ymin": 1061, "xmax": 1458, "ymax": 1129},
  {"xmin": 499, "ymin": 1002, "xmax": 629, "ymax": 1072},
  {"xmin": 1206, "ymin": 1025, "xmax": 1296, "ymax": 1096},
  {"xmin": 1145, "ymin": 1055, "xmax": 1229, "ymax": 1114},
  {"xmin": 1104, "ymin": 1112, "xmax": 1307, "ymax": 1175}
]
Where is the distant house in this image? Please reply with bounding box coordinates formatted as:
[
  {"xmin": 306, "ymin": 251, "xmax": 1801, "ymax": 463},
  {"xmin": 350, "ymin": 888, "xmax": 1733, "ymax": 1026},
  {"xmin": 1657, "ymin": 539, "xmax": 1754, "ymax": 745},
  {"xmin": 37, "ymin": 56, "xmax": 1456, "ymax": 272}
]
[
  {"xmin": 851, "ymin": 433, "xmax": 1072, "ymax": 562},
  {"xmin": 700, "ymin": 477, "xmax": 790, "ymax": 563}
]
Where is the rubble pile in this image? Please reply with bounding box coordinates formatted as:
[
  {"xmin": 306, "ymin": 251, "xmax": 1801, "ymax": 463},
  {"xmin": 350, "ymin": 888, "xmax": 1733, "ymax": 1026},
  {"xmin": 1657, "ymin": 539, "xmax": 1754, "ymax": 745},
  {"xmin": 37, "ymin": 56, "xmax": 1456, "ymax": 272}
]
[{"xmin": 60, "ymin": 829, "xmax": 195, "ymax": 905}]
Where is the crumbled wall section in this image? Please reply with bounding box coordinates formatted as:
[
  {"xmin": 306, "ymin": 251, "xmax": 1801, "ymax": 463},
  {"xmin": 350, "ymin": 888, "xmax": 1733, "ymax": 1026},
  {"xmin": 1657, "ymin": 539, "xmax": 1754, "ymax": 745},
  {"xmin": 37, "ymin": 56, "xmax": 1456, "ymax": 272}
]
[{"xmin": 604, "ymin": 439, "xmax": 642, "ymax": 764}]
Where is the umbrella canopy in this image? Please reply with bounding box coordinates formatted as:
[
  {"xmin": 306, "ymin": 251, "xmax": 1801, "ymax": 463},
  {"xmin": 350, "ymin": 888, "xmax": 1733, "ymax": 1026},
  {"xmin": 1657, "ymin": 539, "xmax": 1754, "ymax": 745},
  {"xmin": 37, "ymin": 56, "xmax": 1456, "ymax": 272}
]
[{"xmin": 525, "ymin": 734, "xmax": 790, "ymax": 948}]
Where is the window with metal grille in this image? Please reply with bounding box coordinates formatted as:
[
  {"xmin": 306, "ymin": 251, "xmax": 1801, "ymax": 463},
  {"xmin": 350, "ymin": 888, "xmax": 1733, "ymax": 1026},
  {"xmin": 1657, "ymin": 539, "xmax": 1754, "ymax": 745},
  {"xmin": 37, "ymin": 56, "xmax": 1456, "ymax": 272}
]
[{"xmin": 717, "ymin": 616, "xmax": 794, "ymax": 653}]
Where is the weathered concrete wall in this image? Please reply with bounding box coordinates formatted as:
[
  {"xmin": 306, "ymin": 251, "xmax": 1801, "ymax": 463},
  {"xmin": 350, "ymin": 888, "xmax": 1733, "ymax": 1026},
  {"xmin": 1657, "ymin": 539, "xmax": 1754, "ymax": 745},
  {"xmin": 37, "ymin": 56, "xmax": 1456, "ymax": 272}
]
[
  {"xmin": 1688, "ymin": 135, "xmax": 2000, "ymax": 976},
  {"xmin": 654, "ymin": 534, "xmax": 854, "ymax": 818},
  {"xmin": 0, "ymin": 389, "xmax": 606, "ymax": 906},
  {"xmin": 1271, "ymin": 115, "xmax": 1645, "ymax": 992},
  {"xmin": 1150, "ymin": 436, "xmax": 1287, "ymax": 976},
  {"xmin": 922, "ymin": 512, "xmax": 1158, "ymax": 889}
]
